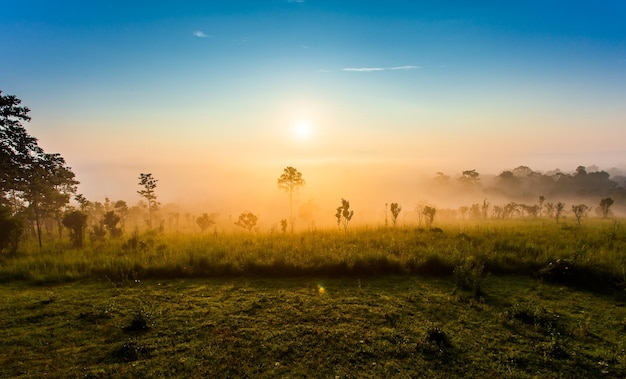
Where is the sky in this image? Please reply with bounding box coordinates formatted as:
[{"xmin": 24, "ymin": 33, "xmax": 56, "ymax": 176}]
[{"xmin": 1, "ymin": 1, "xmax": 625, "ymax": 223}]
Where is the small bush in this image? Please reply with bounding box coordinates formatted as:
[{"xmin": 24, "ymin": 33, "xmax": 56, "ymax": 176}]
[{"xmin": 453, "ymin": 256, "xmax": 485, "ymax": 297}]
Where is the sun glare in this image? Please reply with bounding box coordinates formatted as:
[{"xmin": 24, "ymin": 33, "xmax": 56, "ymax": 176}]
[{"xmin": 294, "ymin": 120, "xmax": 312, "ymax": 140}]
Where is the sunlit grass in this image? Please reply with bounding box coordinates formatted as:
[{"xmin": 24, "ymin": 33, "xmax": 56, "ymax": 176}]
[{"xmin": 2, "ymin": 218, "xmax": 625, "ymax": 293}]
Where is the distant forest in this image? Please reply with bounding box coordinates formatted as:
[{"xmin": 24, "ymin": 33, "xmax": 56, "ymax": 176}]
[{"xmin": 432, "ymin": 165, "xmax": 626, "ymax": 203}]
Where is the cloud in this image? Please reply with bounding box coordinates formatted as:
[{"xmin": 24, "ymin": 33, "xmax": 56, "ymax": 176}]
[
  {"xmin": 343, "ymin": 67, "xmax": 385, "ymax": 72},
  {"xmin": 390, "ymin": 65, "xmax": 421, "ymax": 70},
  {"xmin": 193, "ymin": 30, "xmax": 208, "ymax": 38},
  {"xmin": 342, "ymin": 66, "xmax": 420, "ymax": 72},
  {"xmin": 287, "ymin": 0, "xmax": 305, "ymax": 3}
]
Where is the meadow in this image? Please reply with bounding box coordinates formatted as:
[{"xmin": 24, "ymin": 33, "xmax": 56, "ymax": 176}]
[{"xmin": 1, "ymin": 218, "xmax": 625, "ymax": 378}]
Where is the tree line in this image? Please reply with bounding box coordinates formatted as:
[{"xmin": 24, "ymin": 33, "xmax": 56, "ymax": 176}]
[{"xmin": 1, "ymin": 91, "xmax": 623, "ymax": 253}]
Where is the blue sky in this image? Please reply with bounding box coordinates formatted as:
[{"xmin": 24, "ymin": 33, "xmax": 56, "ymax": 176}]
[{"xmin": 1, "ymin": 1, "xmax": 625, "ymax": 206}]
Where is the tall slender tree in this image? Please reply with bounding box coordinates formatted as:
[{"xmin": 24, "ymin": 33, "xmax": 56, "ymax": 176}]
[
  {"xmin": 137, "ymin": 173, "xmax": 159, "ymax": 229},
  {"xmin": 277, "ymin": 166, "xmax": 305, "ymax": 232}
]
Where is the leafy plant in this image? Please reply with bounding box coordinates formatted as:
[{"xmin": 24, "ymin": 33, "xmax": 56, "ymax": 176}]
[
  {"xmin": 390, "ymin": 202, "xmax": 401, "ymax": 227},
  {"xmin": 335, "ymin": 198, "xmax": 354, "ymax": 231},
  {"xmin": 453, "ymin": 256, "xmax": 485, "ymax": 298}
]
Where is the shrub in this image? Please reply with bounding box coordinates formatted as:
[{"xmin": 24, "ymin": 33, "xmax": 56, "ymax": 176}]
[{"xmin": 453, "ymin": 256, "xmax": 485, "ymax": 298}]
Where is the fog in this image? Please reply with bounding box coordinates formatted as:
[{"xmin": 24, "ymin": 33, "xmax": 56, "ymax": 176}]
[{"xmin": 72, "ymin": 159, "xmax": 626, "ymax": 232}]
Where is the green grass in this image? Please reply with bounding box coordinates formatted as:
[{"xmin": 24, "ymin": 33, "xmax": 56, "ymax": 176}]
[
  {"xmin": 1, "ymin": 276, "xmax": 625, "ymax": 378},
  {"xmin": 2, "ymin": 219, "xmax": 625, "ymax": 293},
  {"xmin": 1, "ymin": 218, "xmax": 625, "ymax": 377}
]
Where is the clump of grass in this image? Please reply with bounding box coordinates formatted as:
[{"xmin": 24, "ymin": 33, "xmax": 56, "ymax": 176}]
[
  {"xmin": 453, "ymin": 256, "xmax": 485, "ymax": 298},
  {"xmin": 508, "ymin": 303, "xmax": 560, "ymax": 331},
  {"xmin": 111, "ymin": 339, "xmax": 152, "ymax": 362},
  {"xmin": 540, "ymin": 258, "xmax": 574, "ymax": 282},
  {"xmin": 123, "ymin": 307, "xmax": 154, "ymax": 333},
  {"xmin": 417, "ymin": 325, "xmax": 452, "ymax": 357},
  {"xmin": 79, "ymin": 305, "xmax": 114, "ymax": 323}
]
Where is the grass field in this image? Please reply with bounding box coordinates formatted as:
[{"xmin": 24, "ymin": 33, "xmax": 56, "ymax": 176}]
[
  {"xmin": 1, "ymin": 219, "xmax": 625, "ymax": 377},
  {"xmin": 1, "ymin": 276, "xmax": 625, "ymax": 378}
]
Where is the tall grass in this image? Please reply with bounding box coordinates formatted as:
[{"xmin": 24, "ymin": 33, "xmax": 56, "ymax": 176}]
[{"xmin": 1, "ymin": 219, "xmax": 625, "ymax": 291}]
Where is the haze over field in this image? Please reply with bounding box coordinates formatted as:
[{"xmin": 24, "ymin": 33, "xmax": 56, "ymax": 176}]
[{"xmin": 1, "ymin": 1, "xmax": 625, "ymax": 222}]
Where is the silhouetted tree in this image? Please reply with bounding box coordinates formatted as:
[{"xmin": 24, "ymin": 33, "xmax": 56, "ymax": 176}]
[
  {"xmin": 137, "ymin": 173, "xmax": 159, "ymax": 229},
  {"xmin": 1, "ymin": 92, "xmax": 78, "ymax": 247},
  {"xmin": 280, "ymin": 219, "xmax": 288, "ymax": 233},
  {"xmin": 1, "ymin": 90, "xmax": 37, "ymax": 207},
  {"xmin": 390, "ymin": 202, "xmax": 401, "ymax": 227},
  {"xmin": 544, "ymin": 202, "xmax": 555, "ymax": 218},
  {"xmin": 196, "ymin": 213, "xmax": 216, "ymax": 232},
  {"xmin": 114, "ymin": 200, "xmax": 129, "ymax": 232},
  {"xmin": 335, "ymin": 198, "xmax": 354, "ymax": 231},
  {"xmin": 572, "ymin": 204, "xmax": 590, "ymax": 226},
  {"xmin": 422, "ymin": 206, "xmax": 436, "ymax": 228},
  {"xmin": 23, "ymin": 152, "xmax": 78, "ymax": 248},
  {"xmin": 538, "ymin": 195, "xmax": 545, "ymax": 217},
  {"xmin": 481, "ymin": 199, "xmax": 490, "ymax": 219},
  {"xmin": 458, "ymin": 169, "xmax": 480, "ymax": 190},
  {"xmin": 235, "ymin": 212, "xmax": 258, "ymax": 233},
  {"xmin": 277, "ymin": 166, "xmax": 305, "ymax": 232},
  {"xmin": 555, "ymin": 202, "xmax": 565, "ymax": 223},
  {"xmin": 434, "ymin": 172, "xmax": 451, "ymax": 185},
  {"xmin": 62, "ymin": 210, "xmax": 87, "ymax": 248},
  {"xmin": 520, "ymin": 204, "xmax": 539, "ymax": 218},
  {"xmin": 599, "ymin": 198, "xmax": 614, "ymax": 219},
  {"xmin": 101, "ymin": 211, "xmax": 122, "ymax": 238},
  {"xmin": 0, "ymin": 205, "xmax": 23, "ymax": 254}
]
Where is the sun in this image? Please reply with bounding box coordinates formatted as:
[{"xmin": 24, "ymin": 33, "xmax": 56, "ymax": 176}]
[{"xmin": 294, "ymin": 120, "xmax": 312, "ymax": 140}]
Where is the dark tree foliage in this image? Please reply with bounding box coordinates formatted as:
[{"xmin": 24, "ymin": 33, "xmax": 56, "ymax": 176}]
[
  {"xmin": 101, "ymin": 211, "xmax": 122, "ymax": 238},
  {"xmin": 62, "ymin": 210, "xmax": 88, "ymax": 248},
  {"xmin": 0, "ymin": 205, "xmax": 23, "ymax": 254},
  {"xmin": 1, "ymin": 91, "xmax": 78, "ymax": 248},
  {"xmin": 0, "ymin": 90, "xmax": 36, "ymax": 205},
  {"xmin": 488, "ymin": 165, "xmax": 623, "ymax": 201},
  {"xmin": 599, "ymin": 198, "xmax": 614, "ymax": 219}
]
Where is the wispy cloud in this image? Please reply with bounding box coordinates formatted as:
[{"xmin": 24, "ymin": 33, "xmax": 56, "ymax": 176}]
[
  {"xmin": 287, "ymin": 0, "xmax": 305, "ymax": 3},
  {"xmin": 193, "ymin": 30, "xmax": 208, "ymax": 38},
  {"xmin": 343, "ymin": 67, "xmax": 385, "ymax": 72},
  {"xmin": 390, "ymin": 65, "xmax": 420, "ymax": 70},
  {"xmin": 342, "ymin": 66, "xmax": 420, "ymax": 72}
]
